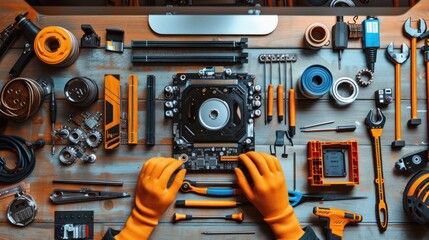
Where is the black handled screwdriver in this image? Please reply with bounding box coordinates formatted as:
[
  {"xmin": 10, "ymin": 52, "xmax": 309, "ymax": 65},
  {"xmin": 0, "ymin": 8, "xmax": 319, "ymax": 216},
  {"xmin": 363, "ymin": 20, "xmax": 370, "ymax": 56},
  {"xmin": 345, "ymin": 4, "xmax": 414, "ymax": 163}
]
[
  {"xmin": 332, "ymin": 16, "xmax": 349, "ymax": 70},
  {"xmin": 301, "ymin": 124, "xmax": 356, "ymax": 133}
]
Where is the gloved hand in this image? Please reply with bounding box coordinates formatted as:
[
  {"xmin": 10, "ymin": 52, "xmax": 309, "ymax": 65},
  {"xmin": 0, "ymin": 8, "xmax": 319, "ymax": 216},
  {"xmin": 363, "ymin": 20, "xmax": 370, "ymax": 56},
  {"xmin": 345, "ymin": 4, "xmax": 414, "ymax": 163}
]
[
  {"xmin": 234, "ymin": 152, "xmax": 304, "ymax": 240},
  {"xmin": 115, "ymin": 158, "xmax": 186, "ymax": 240}
]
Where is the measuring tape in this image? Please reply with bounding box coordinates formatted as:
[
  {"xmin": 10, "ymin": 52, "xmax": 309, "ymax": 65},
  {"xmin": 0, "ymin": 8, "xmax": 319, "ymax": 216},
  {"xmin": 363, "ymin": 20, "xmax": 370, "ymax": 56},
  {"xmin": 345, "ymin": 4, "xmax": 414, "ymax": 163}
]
[
  {"xmin": 34, "ymin": 26, "xmax": 79, "ymax": 67},
  {"xmin": 330, "ymin": 77, "xmax": 359, "ymax": 105},
  {"xmin": 299, "ymin": 65, "xmax": 333, "ymax": 99}
]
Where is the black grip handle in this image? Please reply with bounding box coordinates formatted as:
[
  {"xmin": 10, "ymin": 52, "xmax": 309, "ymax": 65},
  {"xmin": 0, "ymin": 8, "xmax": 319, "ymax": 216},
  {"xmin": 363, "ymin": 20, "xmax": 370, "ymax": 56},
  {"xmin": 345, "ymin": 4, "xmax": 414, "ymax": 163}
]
[
  {"xmin": 9, "ymin": 43, "xmax": 34, "ymax": 78},
  {"xmin": 336, "ymin": 125, "xmax": 356, "ymax": 132}
]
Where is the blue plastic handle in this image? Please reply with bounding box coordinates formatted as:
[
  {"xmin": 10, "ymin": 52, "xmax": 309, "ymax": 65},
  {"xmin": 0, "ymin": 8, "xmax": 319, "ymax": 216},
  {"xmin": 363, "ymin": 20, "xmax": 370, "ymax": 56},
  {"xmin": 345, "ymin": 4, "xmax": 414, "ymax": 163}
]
[
  {"xmin": 288, "ymin": 190, "xmax": 303, "ymax": 207},
  {"xmin": 206, "ymin": 188, "xmax": 235, "ymax": 196}
]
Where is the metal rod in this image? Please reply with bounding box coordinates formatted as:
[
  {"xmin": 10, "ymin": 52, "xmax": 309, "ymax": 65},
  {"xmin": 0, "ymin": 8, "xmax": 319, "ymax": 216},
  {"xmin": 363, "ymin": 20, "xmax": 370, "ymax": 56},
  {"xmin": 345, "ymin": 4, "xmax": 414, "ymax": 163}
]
[
  {"xmin": 300, "ymin": 120, "xmax": 335, "ymax": 129},
  {"xmin": 131, "ymin": 38, "xmax": 247, "ymax": 49},
  {"xmin": 52, "ymin": 179, "xmax": 123, "ymax": 186},
  {"xmin": 202, "ymin": 231, "xmax": 256, "ymax": 235}
]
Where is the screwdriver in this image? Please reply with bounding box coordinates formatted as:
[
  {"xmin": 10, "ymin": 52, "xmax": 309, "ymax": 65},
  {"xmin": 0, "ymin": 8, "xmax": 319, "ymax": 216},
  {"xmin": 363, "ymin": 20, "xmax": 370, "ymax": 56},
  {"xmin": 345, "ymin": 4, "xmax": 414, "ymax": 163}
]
[
  {"xmin": 301, "ymin": 124, "xmax": 356, "ymax": 133},
  {"xmin": 267, "ymin": 59, "xmax": 274, "ymax": 123},
  {"xmin": 288, "ymin": 61, "xmax": 296, "ymax": 137},
  {"xmin": 175, "ymin": 200, "xmax": 246, "ymax": 208},
  {"xmin": 50, "ymin": 82, "xmax": 56, "ymax": 155},
  {"xmin": 173, "ymin": 212, "xmax": 243, "ymax": 222},
  {"xmin": 277, "ymin": 61, "xmax": 284, "ymax": 122},
  {"xmin": 332, "ymin": 16, "xmax": 349, "ymax": 70}
]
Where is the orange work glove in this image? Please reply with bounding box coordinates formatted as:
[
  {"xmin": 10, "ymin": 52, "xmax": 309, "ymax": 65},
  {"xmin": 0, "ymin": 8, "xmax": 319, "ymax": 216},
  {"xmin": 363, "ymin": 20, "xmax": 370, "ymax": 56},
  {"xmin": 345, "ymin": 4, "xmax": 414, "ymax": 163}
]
[
  {"xmin": 115, "ymin": 158, "xmax": 186, "ymax": 240},
  {"xmin": 234, "ymin": 152, "xmax": 304, "ymax": 240}
]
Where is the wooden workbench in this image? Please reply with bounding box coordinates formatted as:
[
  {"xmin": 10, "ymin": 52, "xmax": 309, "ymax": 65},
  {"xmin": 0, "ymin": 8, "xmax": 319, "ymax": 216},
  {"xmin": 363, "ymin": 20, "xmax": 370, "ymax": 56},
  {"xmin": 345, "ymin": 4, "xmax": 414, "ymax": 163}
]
[{"xmin": 1, "ymin": 0, "xmax": 429, "ymax": 239}]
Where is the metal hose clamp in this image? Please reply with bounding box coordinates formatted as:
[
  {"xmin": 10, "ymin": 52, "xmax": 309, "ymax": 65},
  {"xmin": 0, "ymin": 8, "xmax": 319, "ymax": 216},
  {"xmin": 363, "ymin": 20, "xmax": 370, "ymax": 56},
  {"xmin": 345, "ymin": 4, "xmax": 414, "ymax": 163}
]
[
  {"xmin": 356, "ymin": 68, "xmax": 374, "ymax": 86},
  {"xmin": 330, "ymin": 77, "xmax": 359, "ymax": 105}
]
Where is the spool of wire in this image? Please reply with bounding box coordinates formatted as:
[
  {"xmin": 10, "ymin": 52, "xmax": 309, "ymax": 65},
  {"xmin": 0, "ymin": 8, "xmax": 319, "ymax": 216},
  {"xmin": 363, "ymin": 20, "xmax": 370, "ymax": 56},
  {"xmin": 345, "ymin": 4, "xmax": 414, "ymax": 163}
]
[
  {"xmin": 403, "ymin": 170, "xmax": 429, "ymax": 226},
  {"xmin": 330, "ymin": 77, "xmax": 359, "ymax": 105},
  {"xmin": 64, "ymin": 77, "xmax": 99, "ymax": 107},
  {"xmin": 304, "ymin": 23, "xmax": 330, "ymax": 50},
  {"xmin": 0, "ymin": 77, "xmax": 44, "ymax": 122},
  {"xmin": 299, "ymin": 65, "xmax": 333, "ymax": 99},
  {"xmin": 34, "ymin": 26, "xmax": 80, "ymax": 67}
]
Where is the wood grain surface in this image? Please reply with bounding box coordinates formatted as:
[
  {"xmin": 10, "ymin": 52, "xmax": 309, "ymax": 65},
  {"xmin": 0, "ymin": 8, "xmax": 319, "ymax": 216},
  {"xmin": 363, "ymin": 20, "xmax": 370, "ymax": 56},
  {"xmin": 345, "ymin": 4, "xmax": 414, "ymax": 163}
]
[{"xmin": 0, "ymin": 0, "xmax": 429, "ymax": 239}]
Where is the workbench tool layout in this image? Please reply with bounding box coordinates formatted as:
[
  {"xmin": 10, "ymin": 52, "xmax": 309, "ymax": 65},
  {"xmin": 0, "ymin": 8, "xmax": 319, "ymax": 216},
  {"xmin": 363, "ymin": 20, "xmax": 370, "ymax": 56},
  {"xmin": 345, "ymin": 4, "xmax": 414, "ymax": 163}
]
[{"xmin": 0, "ymin": 0, "xmax": 428, "ymax": 239}]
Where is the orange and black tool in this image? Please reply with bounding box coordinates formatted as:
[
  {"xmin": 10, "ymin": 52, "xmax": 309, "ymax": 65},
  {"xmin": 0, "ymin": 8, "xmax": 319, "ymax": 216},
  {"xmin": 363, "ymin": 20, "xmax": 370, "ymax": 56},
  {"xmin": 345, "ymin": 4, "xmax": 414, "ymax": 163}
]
[
  {"xmin": 180, "ymin": 181, "xmax": 242, "ymax": 197},
  {"xmin": 288, "ymin": 61, "xmax": 296, "ymax": 137},
  {"xmin": 175, "ymin": 200, "xmax": 245, "ymax": 208},
  {"xmin": 128, "ymin": 74, "xmax": 138, "ymax": 145},
  {"xmin": 173, "ymin": 212, "xmax": 243, "ymax": 222},
  {"xmin": 313, "ymin": 207, "xmax": 362, "ymax": 240},
  {"xmin": 277, "ymin": 61, "xmax": 284, "ymax": 122},
  {"xmin": 267, "ymin": 59, "xmax": 274, "ymax": 123},
  {"xmin": 104, "ymin": 74, "xmax": 121, "ymax": 149}
]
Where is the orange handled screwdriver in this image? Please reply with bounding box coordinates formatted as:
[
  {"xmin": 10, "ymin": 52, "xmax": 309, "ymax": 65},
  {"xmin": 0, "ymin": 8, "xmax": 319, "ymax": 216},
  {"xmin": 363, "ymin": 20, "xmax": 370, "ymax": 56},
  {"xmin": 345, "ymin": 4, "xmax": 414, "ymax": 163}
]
[
  {"xmin": 277, "ymin": 61, "xmax": 284, "ymax": 122},
  {"xmin": 173, "ymin": 212, "xmax": 243, "ymax": 222},
  {"xmin": 313, "ymin": 207, "xmax": 362, "ymax": 240},
  {"xmin": 175, "ymin": 200, "xmax": 245, "ymax": 208},
  {"xmin": 288, "ymin": 61, "xmax": 296, "ymax": 137},
  {"xmin": 267, "ymin": 60, "xmax": 274, "ymax": 123}
]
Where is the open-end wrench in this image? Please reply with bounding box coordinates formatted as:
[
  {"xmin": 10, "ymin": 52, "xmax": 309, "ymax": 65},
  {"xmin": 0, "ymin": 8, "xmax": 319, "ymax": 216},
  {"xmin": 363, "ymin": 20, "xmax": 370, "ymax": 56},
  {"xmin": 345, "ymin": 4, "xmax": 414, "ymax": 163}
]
[
  {"xmin": 365, "ymin": 108, "xmax": 388, "ymax": 232},
  {"xmin": 386, "ymin": 42, "xmax": 410, "ymax": 148},
  {"xmin": 403, "ymin": 17, "xmax": 427, "ymax": 126}
]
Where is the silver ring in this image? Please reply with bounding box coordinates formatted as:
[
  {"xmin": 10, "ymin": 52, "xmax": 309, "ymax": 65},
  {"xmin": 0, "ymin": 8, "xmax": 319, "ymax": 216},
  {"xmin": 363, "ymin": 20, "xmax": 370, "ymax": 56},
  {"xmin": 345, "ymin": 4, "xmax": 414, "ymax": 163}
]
[
  {"xmin": 330, "ymin": 0, "xmax": 355, "ymax": 7},
  {"xmin": 330, "ymin": 77, "xmax": 359, "ymax": 105}
]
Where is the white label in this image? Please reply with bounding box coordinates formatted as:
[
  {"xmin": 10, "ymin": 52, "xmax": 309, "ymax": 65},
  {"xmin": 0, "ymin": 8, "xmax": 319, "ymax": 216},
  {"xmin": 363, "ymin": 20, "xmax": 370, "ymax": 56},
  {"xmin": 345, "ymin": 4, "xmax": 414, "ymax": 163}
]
[{"xmin": 366, "ymin": 21, "xmax": 379, "ymax": 33}]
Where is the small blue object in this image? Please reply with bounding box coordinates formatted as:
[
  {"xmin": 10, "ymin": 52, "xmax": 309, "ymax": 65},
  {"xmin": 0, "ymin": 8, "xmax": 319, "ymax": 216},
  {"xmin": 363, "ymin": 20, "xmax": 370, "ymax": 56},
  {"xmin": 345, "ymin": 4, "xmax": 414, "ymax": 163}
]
[
  {"xmin": 299, "ymin": 65, "xmax": 333, "ymax": 99},
  {"xmin": 362, "ymin": 17, "xmax": 380, "ymax": 49},
  {"xmin": 206, "ymin": 188, "xmax": 235, "ymax": 196},
  {"xmin": 288, "ymin": 190, "xmax": 304, "ymax": 207}
]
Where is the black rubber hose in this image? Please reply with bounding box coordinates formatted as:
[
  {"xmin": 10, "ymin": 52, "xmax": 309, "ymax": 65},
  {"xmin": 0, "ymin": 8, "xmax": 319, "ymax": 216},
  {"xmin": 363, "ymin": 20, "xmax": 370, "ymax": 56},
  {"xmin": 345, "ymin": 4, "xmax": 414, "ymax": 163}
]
[{"xmin": 0, "ymin": 135, "xmax": 44, "ymax": 184}]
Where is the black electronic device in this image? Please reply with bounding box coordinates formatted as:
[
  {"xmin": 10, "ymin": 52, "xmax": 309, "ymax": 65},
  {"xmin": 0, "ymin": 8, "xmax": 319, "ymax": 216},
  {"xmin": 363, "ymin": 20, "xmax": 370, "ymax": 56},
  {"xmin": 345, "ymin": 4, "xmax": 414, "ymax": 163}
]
[{"xmin": 164, "ymin": 67, "xmax": 261, "ymax": 171}]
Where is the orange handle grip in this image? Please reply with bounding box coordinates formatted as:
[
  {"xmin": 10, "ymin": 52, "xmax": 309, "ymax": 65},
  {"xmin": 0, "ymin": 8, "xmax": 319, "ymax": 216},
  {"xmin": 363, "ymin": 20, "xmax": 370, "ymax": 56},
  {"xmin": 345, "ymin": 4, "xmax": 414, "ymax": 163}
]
[
  {"xmin": 289, "ymin": 89, "xmax": 296, "ymax": 127},
  {"xmin": 173, "ymin": 213, "xmax": 191, "ymax": 222},
  {"xmin": 226, "ymin": 212, "xmax": 244, "ymax": 222},
  {"xmin": 395, "ymin": 64, "xmax": 401, "ymax": 141},
  {"xmin": 267, "ymin": 84, "xmax": 274, "ymax": 122},
  {"xmin": 277, "ymin": 84, "xmax": 284, "ymax": 122},
  {"xmin": 176, "ymin": 200, "xmax": 239, "ymax": 207},
  {"xmin": 411, "ymin": 37, "xmax": 417, "ymax": 119}
]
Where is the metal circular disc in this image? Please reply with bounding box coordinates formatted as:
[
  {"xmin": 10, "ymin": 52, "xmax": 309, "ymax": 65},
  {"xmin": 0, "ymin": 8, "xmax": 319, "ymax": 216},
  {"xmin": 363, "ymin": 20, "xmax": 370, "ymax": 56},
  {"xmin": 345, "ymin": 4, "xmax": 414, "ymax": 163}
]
[{"xmin": 198, "ymin": 98, "xmax": 230, "ymax": 130}]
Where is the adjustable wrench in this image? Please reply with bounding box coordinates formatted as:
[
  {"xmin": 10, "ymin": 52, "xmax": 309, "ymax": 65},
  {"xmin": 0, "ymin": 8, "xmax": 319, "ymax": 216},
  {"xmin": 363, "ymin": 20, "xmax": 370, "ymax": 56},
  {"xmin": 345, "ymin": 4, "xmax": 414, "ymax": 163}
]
[
  {"xmin": 386, "ymin": 42, "xmax": 410, "ymax": 148},
  {"xmin": 403, "ymin": 18, "xmax": 426, "ymax": 126},
  {"xmin": 365, "ymin": 108, "xmax": 388, "ymax": 232}
]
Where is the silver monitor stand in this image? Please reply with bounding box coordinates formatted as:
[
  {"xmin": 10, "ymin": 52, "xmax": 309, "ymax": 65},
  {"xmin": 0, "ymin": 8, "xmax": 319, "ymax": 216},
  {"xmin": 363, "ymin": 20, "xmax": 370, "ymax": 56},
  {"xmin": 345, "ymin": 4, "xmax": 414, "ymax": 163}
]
[{"xmin": 148, "ymin": 15, "xmax": 278, "ymax": 35}]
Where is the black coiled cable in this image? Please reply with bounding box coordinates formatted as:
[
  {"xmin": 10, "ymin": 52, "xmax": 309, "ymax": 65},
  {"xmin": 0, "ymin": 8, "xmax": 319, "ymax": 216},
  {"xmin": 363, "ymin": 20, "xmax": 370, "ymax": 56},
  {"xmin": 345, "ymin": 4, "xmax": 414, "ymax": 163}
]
[{"xmin": 0, "ymin": 135, "xmax": 44, "ymax": 184}]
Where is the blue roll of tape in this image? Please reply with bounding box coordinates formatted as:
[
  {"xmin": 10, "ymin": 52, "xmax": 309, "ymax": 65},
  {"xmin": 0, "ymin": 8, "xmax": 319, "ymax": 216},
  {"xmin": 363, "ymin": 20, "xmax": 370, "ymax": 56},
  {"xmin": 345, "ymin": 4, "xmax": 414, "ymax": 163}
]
[{"xmin": 299, "ymin": 65, "xmax": 333, "ymax": 99}]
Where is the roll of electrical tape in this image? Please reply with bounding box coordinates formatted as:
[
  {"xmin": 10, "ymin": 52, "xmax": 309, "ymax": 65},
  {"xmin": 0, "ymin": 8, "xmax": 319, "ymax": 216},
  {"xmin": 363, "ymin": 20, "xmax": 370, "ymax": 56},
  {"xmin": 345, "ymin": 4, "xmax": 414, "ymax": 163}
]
[
  {"xmin": 299, "ymin": 65, "xmax": 333, "ymax": 99},
  {"xmin": 330, "ymin": 77, "xmax": 359, "ymax": 105},
  {"xmin": 34, "ymin": 26, "xmax": 79, "ymax": 67}
]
